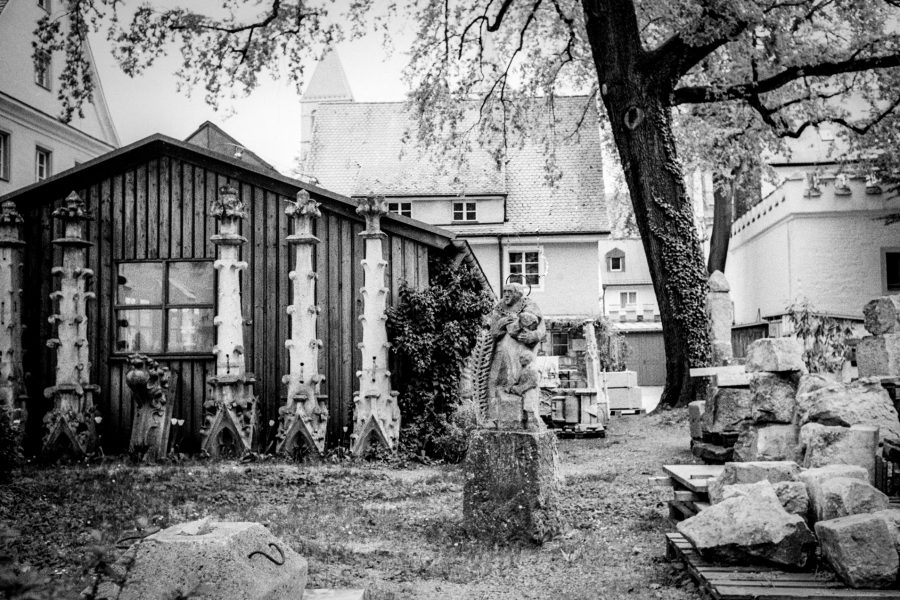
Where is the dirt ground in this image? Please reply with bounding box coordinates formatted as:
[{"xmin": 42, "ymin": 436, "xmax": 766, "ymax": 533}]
[{"xmin": 1, "ymin": 409, "xmax": 702, "ymax": 599}]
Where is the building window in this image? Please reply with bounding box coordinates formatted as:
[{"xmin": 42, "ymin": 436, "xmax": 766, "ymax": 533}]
[
  {"xmin": 38, "ymin": 0, "xmax": 50, "ymax": 11},
  {"xmin": 115, "ymin": 260, "xmax": 215, "ymax": 354},
  {"xmin": 606, "ymin": 247, "xmax": 625, "ymax": 272},
  {"xmin": 550, "ymin": 332, "xmax": 568, "ymax": 356},
  {"xmin": 0, "ymin": 132, "xmax": 9, "ymax": 181},
  {"xmin": 619, "ymin": 291, "xmax": 637, "ymax": 307},
  {"xmin": 35, "ymin": 147, "xmax": 52, "ymax": 181},
  {"xmin": 452, "ymin": 201, "xmax": 477, "ymax": 222},
  {"xmin": 508, "ymin": 250, "xmax": 540, "ymax": 287},
  {"xmin": 885, "ymin": 250, "xmax": 900, "ymax": 293},
  {"xmin": 34, "ymin": 51, "xmax": 51, "ymax": 89},
  {"xmin": 388, "ymin": 202, "xmax": 411, "ymax": 217}
]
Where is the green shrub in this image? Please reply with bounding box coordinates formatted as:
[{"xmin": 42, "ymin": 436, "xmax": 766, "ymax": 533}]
[
  {"xmin": 786, "ymin": 298, "xmax": 853, "ymax": 373},
  {"xmin": 387, "ymin": 257, "xmax": 493, "ymax": 462}
]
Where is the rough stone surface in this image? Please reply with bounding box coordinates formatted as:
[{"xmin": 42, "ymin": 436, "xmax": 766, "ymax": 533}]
[
  {"xmin": 701, "ymin": 388, "xmax": 752, "ymax": 435},
  {"xmin": 772, "ymin": 481, "xmax": 809, "ymax": 517},
  {"xmin": 749, "ymin": 373, "xmax": 797, "ymax": 424},
  {"xmin": 708, "ymin": 270, "xmax": 731, "ymax": 293},
  {"xmin": 872, "ymin": 509, "xmax": 900, "ymax": 553},
  {"xmin": 857, "ymin": 334, "xmax": 900, "ymax": 378},
  {"xmin": 463, "ymin": 429, "xmax": 567, "ymax": 544},
  {"xmin": 707, "ymin": 461, "xmax": 800, "ymax": 504},
  {"xmin": 799, "ymin": 423, "xmax": 879, "ymax": 481},
  {"xmin": 817, "ymin": 477, "xmax": 889, "ymax": 522},
  {"xmin": 798, "ymin": 465, "xmax": 869, "ymax": 523},
  {"xmin": 733, "ymin": 423, "xmax": 800, "ymax": 462},
  {"xmin": 816, "ymin": 513, "xmax": 899, "ymax": 589},
  {"xmin": 688, "ymin": 401, "xmax": 705, "ymax": 440},
  {"xmin": 745, "ymin": 338, "xmax": 806, "ymax": 373},
  {"xmin": 678, "ymin": 480, "xmax": 816, "ymax": 568},
  {"xmin": 796, "ymin": 379, "xmax": 900, "ymax": 443},
  {"xmin": 864, "ymin": 295, "xmax": 900, "ymax": 335},
  {"xmin": 796, "ymin": 373, "xmax": 835, "ymax": 398},
  {"xmin": 113, "ymin": 519, "xmax": 308, "ymax": 600},
  {"xmin": 691, "ymin": 440, "xmax": 733, "ymax": 464}
]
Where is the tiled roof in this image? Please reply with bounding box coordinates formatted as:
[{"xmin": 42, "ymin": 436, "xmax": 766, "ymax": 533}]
[
  {"xmin": 302, "ymin": 51, "xmax": 354, "ymax": 102},
  {"xmin": 304, "ymin": 96, "xmax": 608, "ymax": 235}
]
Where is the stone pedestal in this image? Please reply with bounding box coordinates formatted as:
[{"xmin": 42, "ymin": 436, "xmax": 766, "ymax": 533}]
[
  {"xmin": 278, "ymin": 191, "xmax": 328, "ymax": 456},
  {"xmin": 126, "ymin": 354, "xmax": 175, "ymax": 461},
  {"xmin": 463, "ymin": 429, "xmax": 567, "ymax": 543},
  {"xmin": 706, "ymin": 271, "xmax": 734, "ymax": 365},
  {"xmin": 201, "ymin": 186, "xmax": 258, "ymax": 458},
  {"xmin": 581, "ymin": 320, "xmax": 609, "ymax": 425},
  {"xmin": 41, "ymin": 192, "xmax": 100, "ymax": 459},
  {"xmin": 0, "ymin": 201, "xmax": 26, "ymax": 449}
]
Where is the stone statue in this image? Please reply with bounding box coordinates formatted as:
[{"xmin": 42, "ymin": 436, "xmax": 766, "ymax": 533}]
[
  {"xmin": 126, "ymin": 353, "xmax": 174, "ymax": 461},
  {"xmin": 487, "ymin": 283, "xmax": 546, "ymax": 428}
]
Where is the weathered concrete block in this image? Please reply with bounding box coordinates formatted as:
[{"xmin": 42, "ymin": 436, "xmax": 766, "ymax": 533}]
[
  {"xmin": 749, "ymin": 373, "xmax": 797, "ymax": 424},
  {"xmin": 678, "ymin": 480, "xmax": 815, "ymax": 568},
  {"xmin": 691, "ymin": 440, "xmax": 733, "ymax": 464},
  {"xmin": 799, "ymin": 423, "xmax": 879, "ymax": 482},
  {"xmin": 463, "ymin": 429, "xmax": 567, "ymax": 544},
  {"xmin": 701, "ymin": 388, "xmax": 752, "ymax": 435},
  {"xmin": 796, "ymin": 379, "xmax": 900, "ymax": 443},
  {"xmin": 798, "ymin": 465, "xmax": 869, "ymax": 524},
  {"xmin": 688, "ymin": 401, "xmax": 705, "ymax": 440},
  {"xmin": 864, "ymin": 295, "xmax": 900, "ymax": 335},
  {"xmin": 733, "ymin": 423, "xmax": 800, "ymax": 462},
  {"xmin": 858, "ymin": 334, "xmax": 900, "ymax": 378},
  {"xmin": 602, "ymin": 370, "xmax": 637, "ymax": 389},
  {"xmin": 816, "ymin": 513, "xmax": 899, "ymax": 588},
  {"xmin": 773, "ymin": 481, "xmax": 809, "ymax": 517},
  {"xmin": 112, "ymin": 519, "xmax": 307, "ymax": 600},
  {"xmin": 707, "ymin": 461, "xmax": 800, "ymax": 504},
  {"xmin": 817, "ymin": 477, "xmax": 889, "ymax": 522},
  {"xmin": 607, "ymin": 386, "xmax": 642, "ymax": 410},
  {"xmin": 745, "ymin": 338, "xmax": 806, "ymax": 373}
]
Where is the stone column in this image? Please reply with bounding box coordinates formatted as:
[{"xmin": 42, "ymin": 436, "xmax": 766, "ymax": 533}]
[
  {"xmin": 0, "ymin": 201, "xmax": 27, "ymax": 446},
  {"xmin": 707, "ymin": 270, "xmax": 734, "ymax": 365},
  {"xmin": 350, "ymin": 195, "xmax": 400, "ymax": 456},
  {"xmin": 277, "ymin": 190, "xmax": 329, "ymax": 456},
  {"xmin": 580, "ymin": 319, "xmax": 609, "ymax": 426},
  {"xmin": 201, "ymin": 185, "xmax": 258, "ymax": 458},
  {"xmin": 42, "ymin": 192, "xmax": 100, "ymax": 458}
]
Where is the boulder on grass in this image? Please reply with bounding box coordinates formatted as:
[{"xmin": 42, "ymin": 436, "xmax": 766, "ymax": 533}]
[
  {"xmin": 796, "ymin": 379, "xmax": 900, "ymax": 443},
  {"xmin": 799, "ymin": 423, "xmax": 879, "ymax": 481},
  {"xmin": 678, "ymin": 481, "xmax": 816, "ymax": 569},
  {"xmin": 857, "ymin": 334, "xmax": 900, "ymax": 378},
  {"xmin": 733, "ymin": 423, "xmax": 799, "ymax": 462},
  {"xmin": 863, "ymin": 295, "xmax": 900, "ymax": 335},
  {"xmin": 691, "ymin": 440, "xmax": 733, "ymax": 464},
  {"xmin": 701, "ymin": 388, "xmax": 752, "ymax": 435},
  {"xmin": 749, "ymin": 373, "xmax": 797, "ymax": 424},
  {"xmin": 745, "ymin": 338, "xmax": 806, "ymax": 373},
  {"xmin": 817, "ymin": 477, "xmax": 889, "ymax": 522},
  {"xmin": 772, "ymin": 481, "xmax": 809, "ymax": 517},
  {"xmin": 816, "ymin": 513, "xmax": 899, "ymax": 589},
  {"xmin": 707, "ymin": 461, "xmax": 800, "ymax": 504},
  {"xmin": 798, "ymin": 465, "xmax": 869, "ymax": 523}
]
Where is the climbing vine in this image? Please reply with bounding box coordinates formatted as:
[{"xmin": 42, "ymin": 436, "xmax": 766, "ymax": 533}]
[{"xmin": 786, "ymin": 299, "xmax": 854, "ymax": 374}]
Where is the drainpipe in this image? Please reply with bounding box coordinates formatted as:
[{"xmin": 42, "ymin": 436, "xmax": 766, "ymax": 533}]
[{"xmin": 497, "ymin": 235, "xmax": 503, "ymax": 292}]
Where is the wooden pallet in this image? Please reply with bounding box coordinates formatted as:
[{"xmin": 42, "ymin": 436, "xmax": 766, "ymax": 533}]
[
  {"xmin": 666, "ymin": 533, "xmax": 900, "ymax": 599},
  {"xmin": 610, "ymin": 408, "xmax": 646, "ymax": 416},
  {"xmin": 554, "ymin": 426, "xmax": 606, "ymax": 439},
  {"xmin": 660, "ymin": 464, "xmax": 721, "ymax": 521}
]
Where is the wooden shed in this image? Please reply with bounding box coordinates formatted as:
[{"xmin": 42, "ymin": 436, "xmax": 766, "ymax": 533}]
[{"xmin": 1, "ymin": 134, "xmax": 484, "ymax": 452}]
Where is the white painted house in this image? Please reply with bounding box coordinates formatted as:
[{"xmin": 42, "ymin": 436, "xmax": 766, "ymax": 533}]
[{"xmin": 0, "ymin": 0, "xmax": 119, "ymax": 196}]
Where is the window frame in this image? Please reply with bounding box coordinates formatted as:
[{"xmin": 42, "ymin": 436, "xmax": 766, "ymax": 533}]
[
  {"xmin": 883, "ymin": 247, "xmax": 900, "ymax": 294},
  {"xmin": 113, "ymin": 258, "xmax": 216, "ymax": 357},
  {"xmin": 608, "ymin": 256, "xmax": 624, "ymax": 272},
  {"xmin": 34, "ymin": 50, "xmax": 52, "ymax": 90},
  {"xmin": 387, "ymin": 201, "xmax": 412, "ymax": 218},
  {"xmin": 37, "ymin": 0, "xmax": 50, "ymax": 11},
  {"xmin": 0, "ymin": 131, "xmax": 9, "ymax": 182},
  {"xmin": 619, "ymin": 290, "xmax": 637, "ymax": 307},
  {"xmin": 507, "ymin": 247, "xmax": 543, "ymax": 290},
  {"xmin": 452, "ymin": 200, "xmax": 477, "ymax": 222},
  {"xmin": 550, "ymin": 332, "xmax": 568, "ymax": 357},
  {"xmin": 35, "ymin": 146, "xmax": 52, "ymax": 181}
]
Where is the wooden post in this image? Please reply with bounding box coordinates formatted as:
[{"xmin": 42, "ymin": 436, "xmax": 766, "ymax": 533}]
[
  {"xmin": 350, "ymin": 195, "xmax": 400, "ymax": 456},
  {"xmin": 277, "ymin": 190, "xmax": 329, "ymax": 456},
  {"xmin": 42, "ymin": 192, "xmax": 100, "ymax": 459},
  {"xmin": 201, "ymin": 185, "xmax": 258, "ymax": 458},
  {"xmin": 0, "ymin": 201, "xmax": 27, "ymax": 447}
]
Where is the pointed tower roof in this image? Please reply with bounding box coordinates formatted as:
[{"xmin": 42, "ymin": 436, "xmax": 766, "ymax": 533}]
[{"xmin": 302, "ymin": 51, "xmax": 354, "ymax": 103}]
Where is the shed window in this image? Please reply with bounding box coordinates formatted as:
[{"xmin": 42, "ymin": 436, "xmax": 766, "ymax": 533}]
[
  {"xmin": 115, "ymin": 260, "xmax": 215, "ymax": 354},
  {"xmin": 886, "ymin": 251, "xmax": 900, "ymax": 292}
]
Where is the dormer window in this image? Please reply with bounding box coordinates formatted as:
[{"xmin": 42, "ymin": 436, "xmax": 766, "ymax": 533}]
[
  {"xmin": 606, "ymin": 247, "xmax": 625, "ymax": 272},
  {"xmin": 452, "ymin": 201, "xmax": 476, "ymax": 222}
]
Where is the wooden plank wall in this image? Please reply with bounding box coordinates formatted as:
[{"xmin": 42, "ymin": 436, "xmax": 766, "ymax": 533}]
[{"xmin": 19, "ymin": 153, "xmax": 432, "ymax": 452}]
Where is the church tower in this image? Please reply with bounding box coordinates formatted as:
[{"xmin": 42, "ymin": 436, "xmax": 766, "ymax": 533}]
[{"xmin": 300, "ymin": 52, "xmax": 354, "ymax": 170}]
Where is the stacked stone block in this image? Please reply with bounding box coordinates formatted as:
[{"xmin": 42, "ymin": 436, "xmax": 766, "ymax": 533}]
[{"xmin": 858, "ymin": 295, "xmax": 900, "ymax": 380}]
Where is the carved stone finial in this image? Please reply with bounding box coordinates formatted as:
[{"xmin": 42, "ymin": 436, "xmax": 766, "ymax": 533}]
[
  {"xmin": 286, "ymin": 189, "xmax": 321, "ymax": 219},
  {"xmin": 210, "ymin": 185, "xmax": 246, "ymax": 220},
  {"xmin": 52, "ymin": 192, "xmax": 90, "ymax": 220},
  {"xmin": 0, "ymin": 201, "xmax": 23, "ymax": 226},
  {"xmin": 356, "ymin": 195, "xmax": 388, "ymax": 237}
]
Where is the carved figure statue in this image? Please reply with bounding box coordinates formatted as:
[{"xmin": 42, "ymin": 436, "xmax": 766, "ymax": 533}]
[{"xmin": 126, "ymin": 353, "xmax": 174, "ymax": 460}]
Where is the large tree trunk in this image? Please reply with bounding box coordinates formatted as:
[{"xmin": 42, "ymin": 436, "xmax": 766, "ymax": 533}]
[
  {"xmin": 707, "ymin": 172, "xmax": 733, "ymax": 274},
  {"xmin": 583, "ymin": 0, "xmax": 711, "ymax": 408}
]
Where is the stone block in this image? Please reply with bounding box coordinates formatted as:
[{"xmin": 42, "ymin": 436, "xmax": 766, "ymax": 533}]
[
  {"xmin": 745, "ymin": 337, "xmax": 806, "ymax": 373},
  {"xmin": 602, "ymin": 370, "xmax": 637, "ymax": 389},
  {"xmin": 607, "ymin": 386, "xmax": 642, "ymax": 410},
  {"xmin": 708, "ymin": 270, "xmax": 730, "ymax": 293},
  {"xmin": 113, "ymin": 519, "xmax": 307, "ymax": 600},
  {"xmin": 678, "ymin": 480, "xmax": 815, "ymax": 568},
  {"xmin": 799, "ymin": 423, "xmax": 879, "ymax": 482},
  {"xmin": 749, "ymin": 373, "xmax": 797, "ymax": 424},
  {"xmin": 798, "ymin": 465, "xmax": 868, "ymax": 523},
  {"xmin": 864, "ymin": 295, "xmax": 900, "ymax": 335},
  {"xmin": 817, "ymin": 477, "xmax": 889, "ymax": 522},
  {"xmin": 872, "ymin": 509, "xmax": 900, "ymax": 553},
  {"xmin": 707, "ymin": 461, "xmax": 800, "ymax": 504},
  {"xmin": 701, "ymin": 388, "xmax": 752, "ymax": 435},
  {"xmin": 796, "ymin": 379, "xmax": 900, "ymax": 443},
  {"xmin": 691, "ymin": 440, "xmax": 733, "ymax": 464},
  {"xmin": 732, "ymin": 423, "xmax": 799, "ymax": 462},
  {"xmin": 772, "ymin": 481, "xmax": 809, "ymax": 517},
  {"xmin": 858, "ymin": 334, "xmax": 900, "ymax": 378},
  {"xmin": 463, "ymin": 429, "xmax": 567, "ymax": 544},
  {"xmin": 816, "ymin": 513, "xmax": 899, "ymax": 588},
  {"xmin": 688, "ymin": 401, "xmax": 705, "ymax": 440},
  {"xmin": 796, "ymin": 373, "xmax": 835, "ymax": 398}
]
